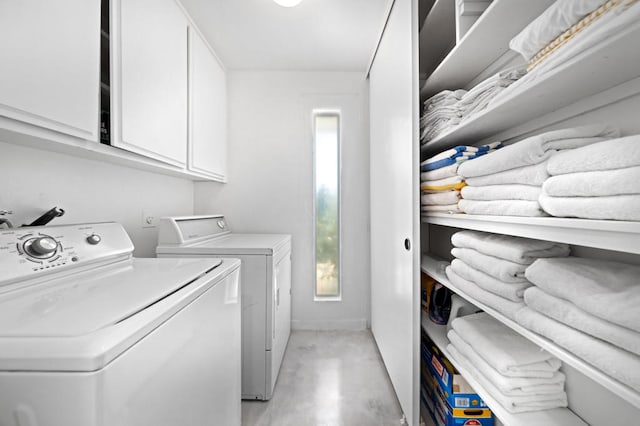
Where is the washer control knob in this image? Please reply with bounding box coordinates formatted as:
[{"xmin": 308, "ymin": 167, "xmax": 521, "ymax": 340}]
[
  {"xmin": 86, "ymin": 234, "xmax": 101, "ymax": 245},
  {"xmin": 29, "ymin": 237, "xmax": 58, "ymax": 256}
]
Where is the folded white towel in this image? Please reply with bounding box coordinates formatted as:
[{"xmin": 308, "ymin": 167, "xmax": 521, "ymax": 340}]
[
  {"xmin": 524, "ymin": 286, "xmax": 640, "ymax": 356},
  {"xmin": 516, "ymin": 307, "xmax": 640, "ymax": 393},
  {"xmin": 448, "ymin": 330, "xmax": 566, "ymax": 396},
  {"xmin": 451, "ymin": 247, "xmax": 529, "ymax": 283},
  {"xmin": 421, "ymin": 190, "xmax": 461, "ymax": 206},
  {"xmin": 421, "ymin": 175, "xmax": 464, "ymax": 188},
  {"xmin": 547, "ymin": 135, "xmax": 640, "ymax": 175},
  {"xmin": 525, "ymin": 257, "xmax": 640, "ymax": 332},
  {"xmin": 420, "ymin": 163, "xmax": 459, "ymax": 181},
  {"xmin": 458, "ymin": 124, "xmax": 619, "ymax": 178},
  {"xmin": 451, "ymin": 230, "xmax": 570, "ymax": 265},
  {"xmin": 539, "ymin": 192, "xmax": 640, "ymax": 221},
  {"xmin": 509, "ymin": 0, "xmax": 609, "ymax": 61},
  {"xmin": 466, "ymin": 161, "xmax": 550, "ymax": 187},
  {"xmin": 461, "ymin": 185, "xmax": 542, "ymax": 201},
  {"xmin": 421, "ymin": 204, "xmax": 462, "ymax": 214},
  {"xmin": 446, "ymin": 266, "xmax": 525, "ymax": 321},
  {"xmin": 451, "ymin": 259, "xmax": 530, "ymax": 302},
  {"xmin": 451, "ymin": 311, "xmax": 562, "ymax": 378},
  {"xmin": 447, "ymin": 344, "xmax": 569, "ymax": 413},
  {"xmin": 542, "ymin": 166, "xmax": 640, "ymax": 197},
  {"xmin": 459, "ymin": 199, "xmax": 547, "ymax": 217}
]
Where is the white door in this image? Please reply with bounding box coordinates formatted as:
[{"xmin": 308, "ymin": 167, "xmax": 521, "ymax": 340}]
[
  {"xmin": 112, "ymin": 0, "xmax": 188, "ymax": 166},
  {"xmin": 270, "ymin": 252, "xmax": 291, "ymax": 397},
  {"xmin": 188, "ymin": 27, "xmax": 227, "ymax": 181},
  {"xmin": 0, "ymin": 0, "xmax": 100, "ymax": 141},
  {"xmin": 369, "ymin": 0, "xmax": 420, "ymax": 424}
]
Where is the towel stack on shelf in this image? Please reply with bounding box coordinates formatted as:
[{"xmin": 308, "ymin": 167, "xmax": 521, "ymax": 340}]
[
  {"xmin": 539, "ymin": 135, "xmax": 640, "ymax": 221},
  {"xmin": 516, "ymin": 257, "xmax": 640, "ymax": 392},
  {"xmin": 457, "ymin": 124, "xmax": 620, "ymax": 216},
  {"xmin": 447, "ymin": 312, "xmax": 568, "ymax": 413},
  {"xmin": 445, "ymin": 230, "xmax": 570, "ymax": 320},
  {"xmin": 420, "ymin": 90, "xmax": 467, "ymax": 144},
  {"xmin": 420, "ymin": 144, "xmax": 502, "ymax": 214}
]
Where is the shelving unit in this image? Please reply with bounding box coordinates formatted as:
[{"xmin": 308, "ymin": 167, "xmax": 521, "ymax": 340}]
[
  {"xmin": 418, "ymin": 0, "xmax": 455, "ymax": 83},
  {"xmin": 420, "ymin": 314, "xmax": 587, "ymax": 426},
  {"xmin": 420, "ymin": 0, "xmax": 555, "ymax": 98},
  {"xmin": 421, "ymin": 17, "xmax": 640, "ymax": 155},
  {"xmin": 421, "ymin": 254, "xmax": 640, "ymax": 410},
  {"xmin": 422, "ymin": 213, "xmax": 640, "ymax": 254}
]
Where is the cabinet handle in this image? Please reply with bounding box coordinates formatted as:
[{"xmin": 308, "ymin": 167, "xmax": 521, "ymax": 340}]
[{"xmin": 404, "ymin": 238, "xmax": 411, "ymax": 251}]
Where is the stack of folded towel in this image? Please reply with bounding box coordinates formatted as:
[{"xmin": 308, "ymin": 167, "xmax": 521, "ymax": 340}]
[
  {"xmin": 516, "ymin": 257, "xmax": 640, "ymax": 392},
  {"xmin": 445, "ymin": 230, "xmax": 570, "ymax": 320},
  {"xmin": 420, "ymin": 143, "xmax": 502, "ymax": 214},
  {"xmin": 447, "ymin": 312, "xmax": 568, "ymax": 413},
  {"xmin": 456, "ymin": 124, "xmax": 620, "ymax": 217},
  {"xmin": 539, "ymin": 135, "xmax": 640, "ymax": 221},
  {"xmin": 421, "ymin": 90, "xmax": 467, "ymax": 144},
  {"xmin": 457, "ymin": 68, "xmax": 526, "ymax": 121}
]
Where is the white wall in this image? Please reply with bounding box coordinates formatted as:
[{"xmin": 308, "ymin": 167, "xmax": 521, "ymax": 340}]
[
  {"xmin": 0, "ymin": 142, "xmax": 194, "ymax": 257},
  {"xmin": 194, "ymin": 71, "xmax": 371, "ymax": 330}
]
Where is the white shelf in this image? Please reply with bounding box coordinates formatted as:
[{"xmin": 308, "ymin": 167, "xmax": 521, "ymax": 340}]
[
  {"xmin": 420, "ymin": 313, "xmax": 587, "ymax": 426},
  {"xmin": 419, "ymin": 0, "xmax": 455, "ymax": 81},
  {"xmin": 421, "ymin": 254, "xmax": 640, "ymax": 409},
  {"xmin": 421, "ymin": 0, "xmax": 555, "ymax": 98},
  {"xmin": 421, "ymin": 17, "xmax": 640, "ymax": 155},
  {"xmin": 422, "ymin": 213, "xmax": 640, "ymax": 254}
]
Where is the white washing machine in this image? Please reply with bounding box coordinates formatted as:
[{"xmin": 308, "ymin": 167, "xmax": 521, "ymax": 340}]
[
  {"xmin": 157, "ymin": 215, "xmax": 291, "ymax": 400},
  {"xmin": 0, "ymin": 222, "xmax": 241, "ymax": 426}
]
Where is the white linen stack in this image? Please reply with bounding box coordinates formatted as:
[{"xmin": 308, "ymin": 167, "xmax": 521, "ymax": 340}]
[
  {"xmin": 420, "ymin": 143, "xmax": 501, "ymax": 214},
  {"xmin": 539, "ymin": 135, "xmax": 640, "ymax": 220},
  {"xmin": 445, "ymin": 230, "xmax": 570, "ymax": 320},
  {"xmin": 516, "ymin": 257, "xmax": 640, "ymax": 392},
  {"xmin": 457, "ymin": 124, "xmax": 619, "ymax": 217},
  {"xmin": 447, "ymin": 312, "xmax": 567, "ymax": 413}
]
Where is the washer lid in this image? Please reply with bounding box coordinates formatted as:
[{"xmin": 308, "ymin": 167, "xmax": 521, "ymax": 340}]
[{"xmin": 0, "ymin": 257, "xmax": 229, "ymax": 372}]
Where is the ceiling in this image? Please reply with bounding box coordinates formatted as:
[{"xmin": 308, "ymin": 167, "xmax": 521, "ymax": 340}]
[{"xmin": 180, "ymin": 0, "xmax": 392, "ymax": 72}]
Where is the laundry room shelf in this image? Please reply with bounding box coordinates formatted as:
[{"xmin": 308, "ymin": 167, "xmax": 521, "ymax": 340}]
[
  {"xmin": 420, "ymin": 17, "xmax": 640, "ymax": 155},
  {"xmin": 421, "ymin": 254, "xmax": 640, "ymax": 409},
  {"xmin": 420, "ymin": 0, "xmax": 555, "ymax": 98},
  {"xmin": 419, "ymin": 0, "xmax": 456, "ymax": 82},
  {"xmin": 420, "ymin": 313, "xmax": 587, "ymax": 426},
  {"xmin": 421, "ymin": 213, "xmax": 640, "ymax": 254}
]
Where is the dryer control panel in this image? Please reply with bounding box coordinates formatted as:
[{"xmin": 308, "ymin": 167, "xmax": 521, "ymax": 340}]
[{"xmin": 0, "ymin": 223, "xmax": 134, "ymax": 287}]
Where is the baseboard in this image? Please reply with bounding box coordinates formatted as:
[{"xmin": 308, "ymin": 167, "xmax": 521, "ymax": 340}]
[{"xmin": 291, "ymin": 318, "xmax": 369, "ymax": 331}]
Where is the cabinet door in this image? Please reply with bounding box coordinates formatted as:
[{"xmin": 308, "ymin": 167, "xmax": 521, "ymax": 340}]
[
  {"xmin": 0, "ymin": 0, "xmax": 100, "ymax": 141},
  {"xmin": 369, "ymin": 0, "xmax": 420, "ymax": 424},
  {"xmin": 188, "ymin": 28, "xmax": 227, "ymax": 181},
  {"xmin": 112, "ymin": 0, "xmax": 188, "ymax": 166}
]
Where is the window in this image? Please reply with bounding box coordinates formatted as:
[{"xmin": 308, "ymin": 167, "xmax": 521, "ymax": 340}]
[{"xmin": 313, "ymin": 112, "xmax": 340, "ymax": 299}]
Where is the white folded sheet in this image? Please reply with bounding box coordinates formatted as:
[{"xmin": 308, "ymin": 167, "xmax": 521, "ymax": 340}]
[
  {"xmin": 525, "ymin": 257, "xmax": 640, "ymax": 332},
  {"xmin": 451, "ymin": 311, "xmax": 562, "ymax": 377},
  {"xmin": 516, "ymin": 307, "xmax": 640, "ymax": 393},
  {"xmin": 420, "ymin": 163, "xmax": 459, "ymax": 181},
  {"xmin": 451, "ymin": 247, "xmax": 528, "ymax": 283},
  {"xmin": 547, "ymin": 134, "xmax": 640, "ymax": 175},
  {"xmin": 448, "ymin": 330, "xmax": 567, "ymax": 396},
  {"xmin": 524, "ymin": 286, "xmax": 640, "ymax": 356},
  {"xmin": 538, "ymin": 192, "xmax": 640, "ymax": 221},
  {"xmin": 542, "ymin": 166, "xmax": 640, "ymax": 197},
  {"xmin": 421, "ymin": 190, "xmax": 461, "ymax": 206},
  {"xmin": 447, "ymin": 344, "xmax": 569, "ymax": 413},
  {"xmin": 451, "ymin": 230, "xmax": 570, "ymax": 264},
  {"xmin": 421, "ymin": 204, "xmax": 462, "ymax": 214},
  {"xmin": 446, "ymin": 266, "xmax": 525, "ymax": 321},
  {"xmin": 466, "ymin": 160, "xmax": 550, "ymax": 187},
  {"xmin": 509, "ymin": 0, "xmax": 609, "ymax": 61},
  {"xmin": 457, "ymin": 124, "xmax": 619, "ymax": 178},
  {"xmin": 461, "ymin": 184, "xmax": 542, "ymax": 201},
  {"xmin": 459, "ymin": 199, "xmax": 547, "ymax": 217},
  {"xmin": 451, "ymin": 259, "xmax": 530, "ymax": 302}
]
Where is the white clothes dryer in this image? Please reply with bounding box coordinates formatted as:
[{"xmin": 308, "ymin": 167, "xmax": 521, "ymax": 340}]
[
  {"xmin": 157, "ymin": 215, "xmax": 291, "ymax": 400},
  {"xmin": 0, "ymin": 222, "xmax": 241, "ymax": 426}
]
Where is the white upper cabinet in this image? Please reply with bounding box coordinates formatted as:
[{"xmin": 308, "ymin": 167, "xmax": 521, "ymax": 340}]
[
  {"xmin": 188, "ymin": 27, "xmax": 227, "ymax": 181},
  {"xmin": 0, "ymin": 0, "xmax": 100, "ymax": 141},
  {"xmin": 112, "ymin": 0, "xmax": 188, "ymax": 167}
]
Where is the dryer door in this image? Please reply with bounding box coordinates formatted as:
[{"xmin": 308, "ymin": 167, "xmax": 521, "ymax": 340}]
[{"xmin": 269, "ymin": 252, "xmax": 291, "ymax": 397}]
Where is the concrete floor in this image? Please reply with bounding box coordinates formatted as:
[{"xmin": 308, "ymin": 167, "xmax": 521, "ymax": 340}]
[{"xmin": 242, "ymin": 330, "xmax": 405, "ymax": 426}]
